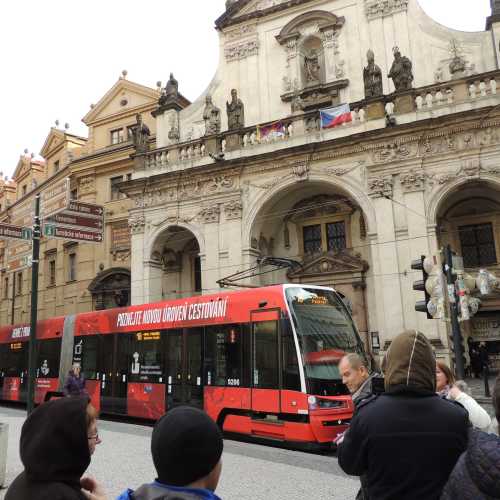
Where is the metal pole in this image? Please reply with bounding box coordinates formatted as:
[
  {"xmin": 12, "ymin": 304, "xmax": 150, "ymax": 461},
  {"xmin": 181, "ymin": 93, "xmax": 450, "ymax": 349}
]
[
  {"xmin": 484, "ymin": 364, "xmax": 491, "ymax": 398},
  {"xmin": 26, "ymin": 194, "xmax": 41, "ymax": 414},
  {"xmin": 445, "ymin": 245, "xmax": 465, "ymax": 380}
]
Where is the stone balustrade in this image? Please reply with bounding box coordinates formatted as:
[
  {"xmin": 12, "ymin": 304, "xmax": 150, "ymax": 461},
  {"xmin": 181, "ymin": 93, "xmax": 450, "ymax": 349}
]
[{"xmin": 136, "ymin": 69, "xmax": 500, "ymax": 173}]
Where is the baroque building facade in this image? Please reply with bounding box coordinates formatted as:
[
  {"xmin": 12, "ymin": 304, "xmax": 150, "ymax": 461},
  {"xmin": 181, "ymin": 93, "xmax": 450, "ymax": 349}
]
[
  {"xmin": 0, "ymin": 75, "xmax": 158, "ymax": 325},
  {"xmin": 123, "ymin": 0, "xmax": 500, "ymax": 365}
]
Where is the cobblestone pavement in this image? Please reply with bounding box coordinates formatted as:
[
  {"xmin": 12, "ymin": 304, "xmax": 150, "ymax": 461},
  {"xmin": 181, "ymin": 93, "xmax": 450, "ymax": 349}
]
[{"xmin": 0, "ymin": 406, "xmax": 358, "ymax": 500}]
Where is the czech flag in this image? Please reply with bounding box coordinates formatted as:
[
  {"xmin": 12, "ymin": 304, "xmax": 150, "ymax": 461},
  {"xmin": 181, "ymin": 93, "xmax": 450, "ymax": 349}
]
[
  {"xmin": 320, "ymin": 104, "xmax": 352, "ymax": 129},
  {"xmin": 257, "ymin": 121, "xmax": 286, "ymax": 141}
]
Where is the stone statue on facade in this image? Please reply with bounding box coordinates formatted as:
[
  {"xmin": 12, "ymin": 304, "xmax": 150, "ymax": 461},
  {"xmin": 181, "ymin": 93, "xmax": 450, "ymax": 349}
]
[
  {"xmin": 203, "ymin": 95, "xmax": 221, "ymax": 135},
  {"xmin": 226, "ymin": 89, "xmax": 245, "ymax": 130},
  {"xmin": 159, "ymin": 73, "xmax": 179, "ymax": 106},
  {"xmin": 132, "ymin": 114, "xmax": 150, "ymax": 153},
  {"xmin": 388, "ymin": 47, "xmax": 413, "ymax": 91},
  {"xmin": 304, "ymin": 49, "xmax": 321, "ymax": 84},
  {"xmin": 363, "ymin": 49, "xmax": 383, "ymax": 98}
]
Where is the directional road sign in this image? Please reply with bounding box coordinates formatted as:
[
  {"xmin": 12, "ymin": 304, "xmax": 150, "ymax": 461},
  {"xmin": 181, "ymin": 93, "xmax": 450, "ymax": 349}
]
[
  {"xmin": 43, "ymin": 224, "xmax": 103, "ymax": 243},
  {"xmin": 46, "ymin": 213, "xmax": 103, "ymax": 232},
  {"xmin": 66, "ymin": 201, "xmax": 104, "ymax": 217},
  {"xmin": 41, "ymin": 178, "xmax": 70, "ymax": 218},
  {"xmin": 0, "ymin": 223, "xmax": 33, "ymax": 241}
]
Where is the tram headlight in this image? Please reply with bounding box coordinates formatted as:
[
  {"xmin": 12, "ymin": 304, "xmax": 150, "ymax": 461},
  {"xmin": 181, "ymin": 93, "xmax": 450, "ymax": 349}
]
[{"xmin": 308, "ymin": 396, "xmax": 318, "ymax": 410}]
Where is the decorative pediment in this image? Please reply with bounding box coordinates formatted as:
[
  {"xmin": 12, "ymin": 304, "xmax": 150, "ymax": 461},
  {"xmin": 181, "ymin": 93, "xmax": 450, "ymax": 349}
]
[
  {"xmin": 285, "ymin": 194, "xmax": 356, "ymax": 222},
  {"xmin": 288, "ymin": 250, "xmax": 369, "ymax": 279},
  {"xmin": 82, "ymin": 78, "xmax": 159, "ymax": 125},
  {"xmin": 40, "ymin": 128, "xmax": 65, "ymax": 158},
  {"xmin": 216, "ymin": 0, "xmax": 316, "ymax": 29},
  {"xmin": 12, "ymin": 156, "xmax": 45, "ymax": 182}
]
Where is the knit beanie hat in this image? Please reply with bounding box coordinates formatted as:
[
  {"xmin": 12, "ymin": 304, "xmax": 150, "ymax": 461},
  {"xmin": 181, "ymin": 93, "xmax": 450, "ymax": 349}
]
[{"xmin": 151, "ymin": 406, "xmax": 223, "ymax": 487}]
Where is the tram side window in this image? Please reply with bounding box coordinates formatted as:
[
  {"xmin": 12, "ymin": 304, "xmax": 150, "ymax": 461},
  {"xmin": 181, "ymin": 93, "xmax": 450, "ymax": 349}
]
[
  {"xmin": 73, "ymin": 336, "xmax": 99, "ymax": 380},
  {"xmin": 205, "ymin": 325, "xmax": 242, "ymax": 387},
  {"xmin": 36, "ymin": 339, "xmax": 61, "ymax": 378},
  {"xmin": 1, "ymin": 343, "xmax": 26, "ymax": 377},
  {"xmin": 282, "ymin": 322, "xmax": 301, "ymax": 391},
  {"xmin": 129, "ymin": 331, "xmax": 164, "ymax": 383},
  {"xmin": 253, "ymin": 321, "xmax": 279, "ymax": 389}
]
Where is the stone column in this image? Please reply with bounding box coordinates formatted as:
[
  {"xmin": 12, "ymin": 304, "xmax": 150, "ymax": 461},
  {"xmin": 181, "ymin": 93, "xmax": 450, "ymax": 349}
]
[
  {"xmin": 285, "ymin": 37, "xmax": 300, "ymax": 91},
  {"xmin": 369, "ymin": 178, "xmax": 405, "ymax": 345},
  {"xmin": 321, "ymin": 28, "xmax": 338, "ymax": 83},
  {"xmin": 144, "ymin": 260, "xmax": 163, "ymax": 303},
  {"xmin": 129, "ymin": 215, "xmax": 146, "ymax": 305}
]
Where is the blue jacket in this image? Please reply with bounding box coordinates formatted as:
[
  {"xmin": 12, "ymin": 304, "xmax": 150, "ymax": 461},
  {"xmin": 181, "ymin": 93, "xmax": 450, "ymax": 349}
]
[
  {"xmin": 63, "ymin": 372, "xmax": 86, "ymax": 397},
  {"xmin": 117, "ymin": 481, "xmax": 222, "ymax": 500},
  {"xmin": 441, "ymin": 429, "xmax": 500, "ymax": 500}
]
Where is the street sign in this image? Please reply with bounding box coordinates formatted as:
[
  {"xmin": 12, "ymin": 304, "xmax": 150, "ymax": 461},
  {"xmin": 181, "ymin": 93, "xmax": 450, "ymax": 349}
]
[
  {"xmin": 0, "ymin": 223, "xmax": 32, "ymax": 241},
  {"xmin": 46, "ymin": 213, "xmax": 103, "ymax": 232},
  {"xmin": 11, "ymin": 198, "xmax": 34, "ymax": 227},
  {"xmin": 43, "ymin": 224, "xmax": 103, "ymax": 243},
  {"xmin": 66, "ymin": 201, "xmax": 104, "ymax": 217},
  {"xmin": 41, "ymin": 178, "xmax": 70, "ymax": 218}
]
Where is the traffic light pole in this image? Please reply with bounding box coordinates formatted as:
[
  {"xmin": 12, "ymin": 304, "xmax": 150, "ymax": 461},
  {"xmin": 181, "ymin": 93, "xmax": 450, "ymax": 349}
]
[
  {"xmin": 26, "ymin": 194, "xmax": 41, "ymax": 414},
  {"xmin": 445, "ymin": 244, "xmax": 465, "ymax": 380}
]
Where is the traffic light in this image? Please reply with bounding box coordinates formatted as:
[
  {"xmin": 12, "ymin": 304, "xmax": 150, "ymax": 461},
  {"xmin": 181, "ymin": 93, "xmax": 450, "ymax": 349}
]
[{"xmin": 411, "ymin": 255, "xmax": 433, "ymax": 319}]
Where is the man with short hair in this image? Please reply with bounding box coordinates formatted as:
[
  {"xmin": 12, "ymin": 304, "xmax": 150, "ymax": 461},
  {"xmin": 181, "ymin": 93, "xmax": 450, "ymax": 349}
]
[
  {"xmin": 339, "ymin": 353, "xmax": 378, "ymax": 407},
  {"xmin": 117, "ymin": 406, "xmax": 223, "ymax": 500}
]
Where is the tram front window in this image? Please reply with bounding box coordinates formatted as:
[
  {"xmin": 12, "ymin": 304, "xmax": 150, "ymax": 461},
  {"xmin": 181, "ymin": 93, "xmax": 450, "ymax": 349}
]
[{"xmin": 286, "ymin": 287, "xmax": 365, "ymax": 396}]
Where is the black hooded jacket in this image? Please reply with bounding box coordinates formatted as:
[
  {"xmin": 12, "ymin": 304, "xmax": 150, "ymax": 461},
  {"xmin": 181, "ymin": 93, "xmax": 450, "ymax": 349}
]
[
  {"xmin": 338, "ymin": 330, "xmax": 469, "ymax": 500},
  {"xmin": 5, "ymin": 397, "xmax": 91, "ymax": 500}
]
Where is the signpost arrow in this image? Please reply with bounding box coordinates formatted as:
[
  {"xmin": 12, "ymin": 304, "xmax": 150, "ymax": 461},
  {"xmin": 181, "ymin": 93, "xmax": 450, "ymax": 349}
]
[
  {"xmin": 66, "ymin": 201, "xmax": 104, "ymax": 217},
  {"xmin": 41, "ymin": 178, "xmax": 70, "ymax": 218},
  {"xmin": 43, "ymin": 224, "xmax": 103, "ymax": 243},
  {"xmin": 0, "ymin": 223, "xmax": 33, "ymax": 241},
  {"xmin": 46, "ymin": 213, "xmax": 103, "ymax": 231}
]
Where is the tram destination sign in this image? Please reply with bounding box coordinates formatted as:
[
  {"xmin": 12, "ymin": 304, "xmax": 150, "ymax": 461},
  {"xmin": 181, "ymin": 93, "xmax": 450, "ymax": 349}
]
[
  {"xmin": 0, "ymin": 223, "xmax": 32, "ymax": 241},
  {"xmin": 43, "ymin": 224, "xmax": 103, "ymax": 243},
  {"xmin": 41, "ymin": 178, "xmax": 70, "ymax": 218}
]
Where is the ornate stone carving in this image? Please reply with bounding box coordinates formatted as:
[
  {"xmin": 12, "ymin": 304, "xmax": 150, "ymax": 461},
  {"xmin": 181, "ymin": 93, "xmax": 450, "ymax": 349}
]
[
  {"xmin": 198, "ymin": 205, "xmax": 221, "ymax": 224},
  {"xmin": 388, "ymin": 46, "xmax": 413, "ymax": 91},
  {"xmin": 207, "ymin": 175, "xmax": 235, "ymax": 192},
  {"xmin": 225, "ymin": 39, "xmax": 259, "ymax": 62},
  {"xmin": 203, "ymin": 95, "xmax": 221, "ymax": 135},
  {"xmin": 326, "ymin": 167, "xmax": 349, "ymax": 176},
  {"xmin": 400, "ymin": 169, "xmax": 426, "ymax": 192},
  {"xmin": 78, "ymin": 176, "xmax": 95, "ymax": 195},
  {"xmin": 373, "ymin": 141, "xmax": 416, "ymax": 163},
  {"xmin": 291, "ymin": 160, "xmax": 310, "ymax": 181},
  {"xmin": 168, "ymin": 114, "xmax": 180, "ymax": 142},
  {"xmin": 158, "ymin": 73, "xmax": 179, "ymax": 107},
  {"xmin": 225, "ymin": 24, "xmax": 257, "ymax": 40},
  {"xmin": 224, "ymin": 200, "xmax": 243, "ymax": 220},
  {"xmin": 368, "ymin": 176, "xmax": 393, "ymax": 198},
  {"xmin": 365, "ymin": 0, "xmax": 409, "ymax": 20},
  {"xmin": 226, "ymin": 89, "xmax": 245, "ymax": 130},
  {"xmin": 128, "ymin": 215, "xmax": 146, "ymax": 234},
  {"xmin": 364, "ymin": 50, "xmax": 383, "ymax": 98}
]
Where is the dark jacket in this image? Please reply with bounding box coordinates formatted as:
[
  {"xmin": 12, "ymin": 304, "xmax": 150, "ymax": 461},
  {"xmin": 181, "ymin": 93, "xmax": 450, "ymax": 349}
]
[
  {"xmin": 352, "ymin": 373, "xmax": 381, "ymax": 407},
  {"xmin": 64, "ymin": 371, "xmax": 87, "ymax": 396},
  {"xmin": 5, "ymin": 397, "xmax": 91, "ymax": 500},
  {"xmin": 338, "ymin": 330, "xmax": 469, "ymax": 500},
  {"xmin": 441, "ymin": 429, "xmax": 500, "ymax": 500},
  {"xmin": 117, "ymin": 481, "xmax": 222, "ymax": 500}
]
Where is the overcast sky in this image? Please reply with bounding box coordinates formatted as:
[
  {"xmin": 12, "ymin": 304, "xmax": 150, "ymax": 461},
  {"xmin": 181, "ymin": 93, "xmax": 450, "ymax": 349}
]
[{"xmin": 0, "ymin": 0, "xmax": 491, "ymax": 178}]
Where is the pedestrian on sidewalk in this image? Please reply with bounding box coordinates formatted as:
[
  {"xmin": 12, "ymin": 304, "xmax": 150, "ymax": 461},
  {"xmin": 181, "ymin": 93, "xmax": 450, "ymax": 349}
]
[
  {"xmin": 436, "ymin": 361, "xmax": 491, "ymax": 432},
  {"xmin": 117, "ymin": 406, "xmax": 223, "ymax": 500},
  {"xmin": 338, "ymin": 330, "xmax": 469, "ymax": 500},
  {"xmin": 64, "ymin": 363, "xmax": 88, "ymax": 397},
  {"xmin": 5, "ymin": 397, "xmax": 107, "ymax": 500},
  {"xmin": 441, "ymin": 376, "xmax": 500, "ymax": 499},
  {"xmin": 338, "ymin": 353, "xmax": 382, "ymax": 500}
]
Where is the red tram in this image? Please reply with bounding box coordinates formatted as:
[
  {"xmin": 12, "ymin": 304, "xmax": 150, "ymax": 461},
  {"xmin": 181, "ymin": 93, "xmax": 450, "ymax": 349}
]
[{"xmin": 0, "ymin": 285, "xmax": 365, "ymax": 448}]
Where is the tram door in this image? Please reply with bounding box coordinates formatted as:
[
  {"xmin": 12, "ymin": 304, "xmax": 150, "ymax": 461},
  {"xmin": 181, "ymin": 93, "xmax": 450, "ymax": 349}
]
[
  {"xmin": 99, "ymin": 335, "xmax": 129, "ymax": 415},
  {"xmin": 165, "ymin": 328, "xmax": 203, "ymax": 409},
  {"xmin": 251, "ymin": 310, "xmax": 281, "ymax": 413}
]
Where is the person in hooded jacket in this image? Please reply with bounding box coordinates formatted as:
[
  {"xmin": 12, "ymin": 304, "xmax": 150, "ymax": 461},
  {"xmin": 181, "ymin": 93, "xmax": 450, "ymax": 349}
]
[
  {"xmin": 440, "ymin": 376, "xmax": 500, "ymax": 499},
  {"xmin": 117, "ymin": 406, "xmax": 223, "ymax": 500},
  {"xmin": 337, "ymin": 330, "xmax": 469, "ymax": 500},
  {"xmin": 64, "ymin": 363, "xmax": 87, "ymax": 397},
  {"xmin": 5, "ymin": 397, "xmax": 106, "ymax": 500}
]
